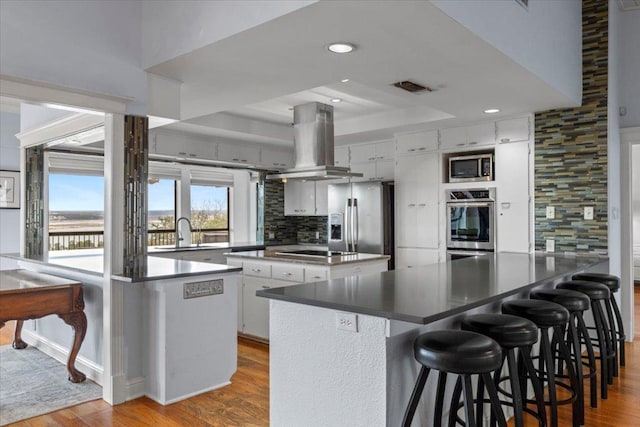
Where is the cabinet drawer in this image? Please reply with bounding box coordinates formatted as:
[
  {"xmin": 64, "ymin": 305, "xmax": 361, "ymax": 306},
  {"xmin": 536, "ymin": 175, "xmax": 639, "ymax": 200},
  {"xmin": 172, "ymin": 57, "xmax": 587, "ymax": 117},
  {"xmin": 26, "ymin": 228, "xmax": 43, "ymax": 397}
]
[
  {"xmin": 244, "ymin": 262, "xmax": 272, "ymax": 278},
  {"xmin": 272, "ymin": 264, "xmax": 305, "ymax": 282},
  {"xmin": 305, "ymin": 267, "xmax": 328, "ymax": 283}
]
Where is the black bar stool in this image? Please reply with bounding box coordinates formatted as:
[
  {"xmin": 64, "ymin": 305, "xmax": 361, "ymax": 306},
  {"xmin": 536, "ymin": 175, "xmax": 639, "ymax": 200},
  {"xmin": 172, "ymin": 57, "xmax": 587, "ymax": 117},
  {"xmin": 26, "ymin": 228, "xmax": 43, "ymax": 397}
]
[
  {"xmin": 572, "ymin": 272, "xmax": 625, "ymax": 372},
  {"xmin": 557, "ymin": 280, "xmax": 615, "ymax": 398},
  {"xmin": 402, "ymin": 330, "xmax": 506, "ymax": 427},
  {"xmin": 530, "ymin": 288, "xmax": 597, "ymax": 424},
  {"xmin": 460, "ymin": 314, "xmax": 547, "ymax": 427},
  {"xmin": 502, "ymin": 299, "xmax": 580, "ymax": 427}
]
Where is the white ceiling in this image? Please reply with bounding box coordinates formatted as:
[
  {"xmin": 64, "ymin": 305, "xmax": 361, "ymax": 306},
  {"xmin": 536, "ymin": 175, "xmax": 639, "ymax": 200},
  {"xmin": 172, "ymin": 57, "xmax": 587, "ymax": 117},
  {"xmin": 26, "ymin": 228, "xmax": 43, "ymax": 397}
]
[{"xmin": 148, "ymin": 1, "xmax": 576, "ymax": 147}]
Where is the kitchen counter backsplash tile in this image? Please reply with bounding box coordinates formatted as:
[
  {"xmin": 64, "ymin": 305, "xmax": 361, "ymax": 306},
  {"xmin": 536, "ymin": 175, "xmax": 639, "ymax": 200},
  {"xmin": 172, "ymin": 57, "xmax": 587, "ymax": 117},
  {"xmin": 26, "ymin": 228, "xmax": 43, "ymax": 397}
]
[
  {"xmin": 534, "ymin": 0, "xmax": 608, "ymax": 256},
  {"xmin": 263, "ymin": 180, "xmax": 327, "ymax": 245}
]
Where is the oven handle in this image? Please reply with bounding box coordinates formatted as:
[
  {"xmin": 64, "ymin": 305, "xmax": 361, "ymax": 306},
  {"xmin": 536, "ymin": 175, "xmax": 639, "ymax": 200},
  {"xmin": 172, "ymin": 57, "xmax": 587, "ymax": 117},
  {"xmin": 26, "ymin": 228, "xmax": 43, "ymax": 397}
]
[{"xmin": 446, "ymin": 201, "xmax": 494, "ymax": 208}]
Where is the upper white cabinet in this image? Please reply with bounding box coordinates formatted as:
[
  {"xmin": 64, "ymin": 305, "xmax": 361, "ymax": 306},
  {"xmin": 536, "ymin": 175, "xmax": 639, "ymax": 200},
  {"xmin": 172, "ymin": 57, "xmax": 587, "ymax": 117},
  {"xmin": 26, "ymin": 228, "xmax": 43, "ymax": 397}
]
[
  {"xmin": 349, "ymin": 140, "xmax": 394, "ymax": 163},
  {"xmin": 396, "ymin": 131, "xmax": 439, "ymax": 155},
  {"xmin": 217, "ymin": 143, "xmax": 260, "ymax": 164},
  {"xmin": 495, "ymin": 140, "xmax": 532, "ymax": 253},
  {"xmin": 335, "ymin": 146, "xmax": 349, "ymax": 166},
  {"xmin": 496, "ymin": 117, "xmax": 530, "ymax": 144},
  {"xmin": 440, "ymin": 123, "xmax": 496, "ymax": 150},
  {"xmin": 284, "ymin": 181, "xmax": 327, "ymax": 216},
  {"xmin": 152, "ymin": 133, "xmax": 215, "ymax": 160},
  {"xmin": 261, "ymin": 147, "xmax": 294, "ymax": 169},
  {"xmin": 350, "ymin": 160, "xmax": 394, "ymax": 182}
]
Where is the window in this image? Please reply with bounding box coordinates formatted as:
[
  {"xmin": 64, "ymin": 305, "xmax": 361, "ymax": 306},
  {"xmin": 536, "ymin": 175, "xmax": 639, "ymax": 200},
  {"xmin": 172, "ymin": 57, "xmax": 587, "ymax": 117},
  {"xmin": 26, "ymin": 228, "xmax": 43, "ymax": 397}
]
[
  {"xmin": 48, "ymin": 173, "xmax": 104, "ymax": 251},
  {"xmin": 191, "ymin": 184, "xmax": 230, "ymax": 243},
  {"xmin": 147, "ymin": 178, "xmax": 177, "ymax": 246}
]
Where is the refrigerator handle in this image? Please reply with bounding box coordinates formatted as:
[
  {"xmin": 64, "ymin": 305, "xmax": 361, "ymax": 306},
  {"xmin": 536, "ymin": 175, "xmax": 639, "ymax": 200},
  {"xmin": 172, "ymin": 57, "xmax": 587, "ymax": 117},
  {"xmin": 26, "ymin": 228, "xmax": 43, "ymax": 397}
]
[
  {"xmin": 345, "ymin": 199, "xmax": 352, "ymax": 252},
  {"xmin": 352, "ymin": 198, "xmax": 358, "ymax": 252}
]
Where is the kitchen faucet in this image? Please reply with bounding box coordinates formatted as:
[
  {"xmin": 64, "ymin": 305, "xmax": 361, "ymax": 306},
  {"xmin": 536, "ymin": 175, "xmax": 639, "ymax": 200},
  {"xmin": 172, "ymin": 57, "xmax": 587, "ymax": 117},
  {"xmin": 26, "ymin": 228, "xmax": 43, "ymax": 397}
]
[{"xmin": 175, "ymin": 217, "xmax": 193, "ymax": 248}]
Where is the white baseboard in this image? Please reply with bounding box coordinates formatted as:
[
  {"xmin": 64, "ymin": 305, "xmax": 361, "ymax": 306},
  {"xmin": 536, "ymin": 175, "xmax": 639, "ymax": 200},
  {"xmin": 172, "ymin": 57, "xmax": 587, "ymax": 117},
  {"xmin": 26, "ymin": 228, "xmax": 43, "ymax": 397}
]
[
  {"xmin": 126, "ymin": 376, "xmax": 146, "ymax": 401},
  {"xmin": 146, "ymin": 381, "xmax": 232, "ymax": 406},
  {"xmin": 22, "ymin": 329, "xmax": 103, "ymax": 385}
]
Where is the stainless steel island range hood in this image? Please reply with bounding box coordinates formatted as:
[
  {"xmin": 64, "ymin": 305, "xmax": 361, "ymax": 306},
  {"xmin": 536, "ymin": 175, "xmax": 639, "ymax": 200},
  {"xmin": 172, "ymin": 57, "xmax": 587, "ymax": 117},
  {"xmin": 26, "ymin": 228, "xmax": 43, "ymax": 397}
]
[{"xmin": 266, "ymin": 102, "xmax": 362, "ymax": 181}]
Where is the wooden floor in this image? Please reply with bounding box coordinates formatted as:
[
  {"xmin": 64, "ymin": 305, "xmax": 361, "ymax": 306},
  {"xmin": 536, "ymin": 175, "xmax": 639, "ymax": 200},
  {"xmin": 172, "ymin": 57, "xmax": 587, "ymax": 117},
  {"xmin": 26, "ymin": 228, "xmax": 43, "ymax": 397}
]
[{"xmin": 1, "ymin": 286, "xmax": 639, "ymax": 426}]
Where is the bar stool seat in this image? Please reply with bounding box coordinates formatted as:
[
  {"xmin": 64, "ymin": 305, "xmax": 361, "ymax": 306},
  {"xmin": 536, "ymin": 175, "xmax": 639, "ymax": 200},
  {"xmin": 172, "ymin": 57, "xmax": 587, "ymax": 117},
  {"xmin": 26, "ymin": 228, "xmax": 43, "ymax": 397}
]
[
  {"xmin": 573, "ymin": 272, "xmax": 619, "ymax": 291},
  {"xmin": 502, "ymin": 299, "xmax": 569, "ymax": 327},
  {"xmin": 461, "ymin": 313, "xmax": 538, "ymax": 348},
  {"xmin": 403, "ymin": 330, "xmax": 506, "ymax": 427},
  {"xmin": 530, "ymin": 288, "xmax": 590, "ymax": 312},
  {"xmin": 557, "ymin": 280, "xmax": 610, "ymax": 301}
]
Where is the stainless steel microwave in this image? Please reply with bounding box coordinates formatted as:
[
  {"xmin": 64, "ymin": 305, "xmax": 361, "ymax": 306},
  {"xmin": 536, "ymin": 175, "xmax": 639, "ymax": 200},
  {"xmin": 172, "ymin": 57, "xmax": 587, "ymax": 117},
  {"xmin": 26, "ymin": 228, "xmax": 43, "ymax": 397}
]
[{"xmin": 449, "ymin": 154, "xmax": 494, "ymax": 183}]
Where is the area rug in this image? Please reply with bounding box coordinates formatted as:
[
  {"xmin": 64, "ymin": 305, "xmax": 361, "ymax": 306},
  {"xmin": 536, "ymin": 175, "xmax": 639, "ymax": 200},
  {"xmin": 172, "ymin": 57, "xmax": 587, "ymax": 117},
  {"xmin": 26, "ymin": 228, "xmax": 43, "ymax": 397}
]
[{"xmin": 0, "ymin": 345, "xmax": 102, "ymax": 425}]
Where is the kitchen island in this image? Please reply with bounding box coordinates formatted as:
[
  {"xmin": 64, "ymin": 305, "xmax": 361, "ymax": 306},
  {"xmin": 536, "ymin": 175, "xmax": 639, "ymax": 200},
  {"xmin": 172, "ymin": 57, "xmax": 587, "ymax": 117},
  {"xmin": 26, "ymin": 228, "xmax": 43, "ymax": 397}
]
[
  {"xmin": 257, "ymin": 252, "xmax": 607, "ymax": 427},
  {"xmin": 226, "ymin": 250, "xmax": 390, "ymax": 341}
]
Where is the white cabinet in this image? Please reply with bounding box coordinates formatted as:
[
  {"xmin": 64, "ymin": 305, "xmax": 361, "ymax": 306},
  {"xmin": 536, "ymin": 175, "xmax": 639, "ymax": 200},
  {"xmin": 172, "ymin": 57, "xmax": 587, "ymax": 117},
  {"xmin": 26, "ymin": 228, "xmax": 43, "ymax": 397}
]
[
  {"xmin": 349, "ymin": 140, "xmax": 394, "ymax": 163},
  {"xmin": 260, "ymin": 147, "xmax": 294, "ymax": 169},
  {"xmin": 440, "ymin": 123, "xmax": 495, "ymax": 150},
  {"xmin": 217, "ymin": 143, "xmax": 260, "ymax": 164},
  {"xmin": 396, "ymin": 248, "xmax": 440, "ymax": 269},
  {"xmin": 495, "ymin": 140, "xmax": 532, "ymax": 253},
  {"xmin": 496, "ymin": 117, "xmax": 530, "ymax": 144},
  {"xmin": 396, "ymin": 131, "xmax": 439, "ymax": 155},
  {"xmin": 242, "ymin": 276, "xmax": 272, "ymax": 339},
  {"xmin": 335, "ymin": 146, "xmax": 349, "ymax": 166},
  {"xmin": 153, "ymin": 133, "xmax": 215, "ymax": 160},
  {"xmin": 284, "ymin": 181, "xmax": 316, "ymax": 215},
  {"xmin": 350, "ymin": 160, "xmax": 394, "ymax": 182},
  {"xmin": 395, "ymin": 153, "xmax": 439, "ymax": 248},
  {"xmin": 284, "ymin": 181, "xmax": 328, "ymax": 216}
]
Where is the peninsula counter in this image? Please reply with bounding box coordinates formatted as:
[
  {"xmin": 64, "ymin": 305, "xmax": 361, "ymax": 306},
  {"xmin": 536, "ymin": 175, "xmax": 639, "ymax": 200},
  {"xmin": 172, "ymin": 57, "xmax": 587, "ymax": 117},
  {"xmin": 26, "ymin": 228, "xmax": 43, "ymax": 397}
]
[{"xmin": 257, "ymin": 252, "xmax": 607, "ymax": 427}]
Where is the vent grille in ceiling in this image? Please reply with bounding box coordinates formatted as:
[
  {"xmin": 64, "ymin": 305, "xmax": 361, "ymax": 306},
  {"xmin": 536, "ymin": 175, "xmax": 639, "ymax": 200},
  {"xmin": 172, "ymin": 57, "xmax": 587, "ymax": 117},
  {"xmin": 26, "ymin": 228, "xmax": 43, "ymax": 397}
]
[{"xmin": 392, "ymin": 80, "xmax": 432, "ymax": 94}]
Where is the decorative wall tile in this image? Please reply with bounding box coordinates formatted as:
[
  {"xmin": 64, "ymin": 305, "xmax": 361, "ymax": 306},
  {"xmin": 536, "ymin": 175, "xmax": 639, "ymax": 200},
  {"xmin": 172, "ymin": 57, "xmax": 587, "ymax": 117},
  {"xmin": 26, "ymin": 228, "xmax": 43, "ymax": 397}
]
[
  {"xmin": 534, "ymin": 0, "xmax": 609, "ymax": 255},
  {"xmin": 122, "ymin": 115, "xmax": 149, "ymax": 277},
  {"xmin": 24, "ymin": 146, "xmax": 44, "ymax": 258}
]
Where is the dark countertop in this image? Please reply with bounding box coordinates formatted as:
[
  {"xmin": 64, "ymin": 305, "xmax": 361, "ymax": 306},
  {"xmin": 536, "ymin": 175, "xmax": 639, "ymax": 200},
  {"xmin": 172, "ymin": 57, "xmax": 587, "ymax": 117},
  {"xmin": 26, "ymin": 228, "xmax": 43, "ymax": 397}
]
[
  {"xmin": 257, "ymin": 252, "xmax": 607, "ymax": 324},
  {"xmin": 1, "ymin": 253, "xmax": 241, "ymax": 282},
  {"xmin": 149, "ymin": 241, "xmax": 266, "ymax": 253},
  {"xmin": 226, "ymin": 250, "xmax": 390, "ymax": 265}
]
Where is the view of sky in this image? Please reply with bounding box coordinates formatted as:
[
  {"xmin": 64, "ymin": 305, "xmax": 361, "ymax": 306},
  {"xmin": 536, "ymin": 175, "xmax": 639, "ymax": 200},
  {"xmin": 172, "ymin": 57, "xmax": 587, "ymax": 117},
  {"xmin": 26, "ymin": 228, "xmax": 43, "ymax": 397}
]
[{"xmin": 49, "ymin": 174, "xmax": 228, "ymax": 212}]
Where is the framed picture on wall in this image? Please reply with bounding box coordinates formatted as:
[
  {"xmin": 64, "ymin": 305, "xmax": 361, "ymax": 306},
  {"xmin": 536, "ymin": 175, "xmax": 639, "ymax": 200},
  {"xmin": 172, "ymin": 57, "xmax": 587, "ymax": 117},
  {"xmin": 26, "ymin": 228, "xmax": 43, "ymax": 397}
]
[{"xmin": 0, "ymin": 170, "xmax": 20, "ymax": 209}]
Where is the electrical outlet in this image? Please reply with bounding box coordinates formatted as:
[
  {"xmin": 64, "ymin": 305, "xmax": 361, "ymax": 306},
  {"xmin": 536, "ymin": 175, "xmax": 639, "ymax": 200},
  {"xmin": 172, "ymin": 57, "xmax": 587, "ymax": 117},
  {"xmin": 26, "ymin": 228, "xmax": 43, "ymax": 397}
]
[
  {"xmin": 268, "ymin": 231, "xmax": 275, "ymax": 239},
  {"xmin": 336, "ymin": 312, "xmax": 358, "ymax": 333},
  {"xmin": 584, "ymin": 206, "xmax": 594, "ymax": 220},
  {"xmin": 545, "ymin": 206, "xmax": 555, "ymax": 219},
  {"xmin": 546, "ymin": 239, "xmax": 555, "ymax": 253},
  {"xmin": 315, "ymin": 231, "xmax": 320, "ymax": 239}
]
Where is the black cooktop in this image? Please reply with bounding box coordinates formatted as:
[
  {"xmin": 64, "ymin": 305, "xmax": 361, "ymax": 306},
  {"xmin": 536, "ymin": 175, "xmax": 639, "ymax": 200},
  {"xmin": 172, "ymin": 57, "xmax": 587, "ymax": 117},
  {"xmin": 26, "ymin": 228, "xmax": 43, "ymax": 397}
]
[{"xmin": 275, "ymin": 250, "xmax": 345, "ymax": 258}]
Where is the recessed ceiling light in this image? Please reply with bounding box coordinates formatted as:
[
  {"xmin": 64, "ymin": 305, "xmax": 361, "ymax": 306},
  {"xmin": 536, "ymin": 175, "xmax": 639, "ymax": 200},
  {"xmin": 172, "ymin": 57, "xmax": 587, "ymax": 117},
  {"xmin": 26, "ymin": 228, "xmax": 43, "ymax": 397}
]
[
  {"xmin": 484, "ymin": 108, "xmax": 500, "ymax": 114},
  {"xmin": 330, "ymin": 98, "xmax": 342, "ymax": 103},
  {"xmin": 341, "ymin": 78, "xmax": 350, "ymax": 83},
  {"xmin": 328, "ymin": 43, "xmax": 356, "ymax": 54}
]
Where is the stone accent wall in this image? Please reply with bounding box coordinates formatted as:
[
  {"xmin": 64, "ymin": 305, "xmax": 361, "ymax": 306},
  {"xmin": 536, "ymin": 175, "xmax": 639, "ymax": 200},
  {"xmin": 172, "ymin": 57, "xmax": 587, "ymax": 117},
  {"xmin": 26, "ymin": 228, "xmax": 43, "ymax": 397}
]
[
  {"xmin": 24, "ymin": 146, "xmax": 44, "ymax": 258},
  {"xmin": 534, "ymin": 0, "xmax": 609, "ymax": 255},
  {"xmin": 263, "ymin": 180, "xmax": 327, "ymax": 245}
]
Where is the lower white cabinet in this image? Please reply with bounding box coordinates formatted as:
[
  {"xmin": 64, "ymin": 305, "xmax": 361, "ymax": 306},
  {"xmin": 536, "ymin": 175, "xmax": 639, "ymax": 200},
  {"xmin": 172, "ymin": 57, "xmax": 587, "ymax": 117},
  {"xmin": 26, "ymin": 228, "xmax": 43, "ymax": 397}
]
[
  {"xmin": 396, "ymin": 248, "xmax": 440, "ymax": 269},
  {"xmin": 231, "ymin": 257, "xmax": 389, "ymax": 340}
]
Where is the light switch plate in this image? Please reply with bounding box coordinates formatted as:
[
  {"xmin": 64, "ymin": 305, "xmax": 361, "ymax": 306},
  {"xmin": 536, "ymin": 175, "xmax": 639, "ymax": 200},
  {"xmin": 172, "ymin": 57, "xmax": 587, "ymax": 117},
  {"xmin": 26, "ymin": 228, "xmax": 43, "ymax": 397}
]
[
  {"xmin": 584, "ymin": 206, "xmax": 594, "ymax": 220},
  {"xmin": 546, "ymin": 206, "xmax": 555, "ymax": 219},
  {"xmin": 546, "ymin": 239, "xmax": 555, "ymax": 253},
  {"xmin": 336, "ymin": 312, "xmax": 358, "ymax": 333}
]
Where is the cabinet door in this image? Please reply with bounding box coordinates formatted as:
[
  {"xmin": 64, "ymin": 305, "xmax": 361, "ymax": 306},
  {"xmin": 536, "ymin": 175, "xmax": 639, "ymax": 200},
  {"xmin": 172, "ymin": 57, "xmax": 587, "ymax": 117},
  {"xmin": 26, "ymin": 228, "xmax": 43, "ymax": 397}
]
[
  {"xmin": 284, "ymin": 181, "xmax": 315, "ymax": 215},
  {"xmin": 350, "ymin": 162, "xmax": 376, "ymax": 182},
  {"xmin": 395, "ymin": 156, "xmax": 421, "ymax": 247},
  {"xmin": 218, "ymin": 143, "xmax": 260, "ymax": 164},
  {"xmin": 439, "ymin": 127, "xmax": 468, "ymax": 150},
  {"xmin": 375, "ymin": 140, "xmax": 395, "ymax": 160},
  {"xmin": 349, "ymin": 143, "xmax": 375, "ymax": 163},
  {"xmin": 375, "ymin": 160, "xmax": 395, "ymax": 181},
  {"xmin": 335, "ymin": 146, "xmax": 349, "ymax": 166},
  {"xmin": 466, "ymin": 122, "xmax": 496, "ymax": 147},
  {"xmin": 496, "ymin": 117, "xmax": 530, "ymax": 144},
  {"xmin": 242, "ymin": 276, "xmax": 271, "ymax": 339},
  {"xmin": 396, "ymin": 131, "xmax": 439, "ymax": 155},
  {"xmin": 396, "ymin": 248, "xmax": 440, "ymax": 269},
  {"xmin": 261, "ymin": 148, "xmax": 294, "ymax": 169},
  {"xmin": 495, "ymin": 141, "xmax": 531, "ymax": 253},
  {"xmin": 315, "ymin": 181, "xmax": 329, "ymax": 215},
  {"xmin": 154, "ymin": 134, "xmax": 214, "ymax": 159}
]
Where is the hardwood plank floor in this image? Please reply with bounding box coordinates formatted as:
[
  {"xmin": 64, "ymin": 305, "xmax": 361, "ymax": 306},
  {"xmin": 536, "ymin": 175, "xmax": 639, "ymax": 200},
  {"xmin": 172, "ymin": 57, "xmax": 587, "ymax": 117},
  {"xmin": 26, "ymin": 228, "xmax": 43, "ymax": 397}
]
[{"xmin": 2, "ymin": 288, "xmax": 640, "ymax": 426}]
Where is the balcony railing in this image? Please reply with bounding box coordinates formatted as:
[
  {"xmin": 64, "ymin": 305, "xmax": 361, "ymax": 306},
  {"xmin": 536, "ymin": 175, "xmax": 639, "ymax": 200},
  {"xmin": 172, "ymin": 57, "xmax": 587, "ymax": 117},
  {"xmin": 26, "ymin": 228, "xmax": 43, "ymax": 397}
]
[{"xmin": 49, "ymin": 229, "xmax": 229, "ymax": 251}]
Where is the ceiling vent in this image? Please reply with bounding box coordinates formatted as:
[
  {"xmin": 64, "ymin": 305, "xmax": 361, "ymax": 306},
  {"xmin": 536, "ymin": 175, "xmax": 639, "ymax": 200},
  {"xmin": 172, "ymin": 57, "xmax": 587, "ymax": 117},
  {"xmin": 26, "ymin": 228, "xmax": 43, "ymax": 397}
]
[{"xmin": 392, "ymin": 80, "xmax": 432, "ymax": 94}]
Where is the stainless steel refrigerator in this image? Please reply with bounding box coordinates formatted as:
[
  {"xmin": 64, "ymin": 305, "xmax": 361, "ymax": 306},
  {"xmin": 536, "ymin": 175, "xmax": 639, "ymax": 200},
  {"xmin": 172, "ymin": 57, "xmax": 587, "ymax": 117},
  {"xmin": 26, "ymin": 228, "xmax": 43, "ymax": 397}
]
[{"xmin": 328, "ymin": 182, "xmax": 394, "ymax": 269}]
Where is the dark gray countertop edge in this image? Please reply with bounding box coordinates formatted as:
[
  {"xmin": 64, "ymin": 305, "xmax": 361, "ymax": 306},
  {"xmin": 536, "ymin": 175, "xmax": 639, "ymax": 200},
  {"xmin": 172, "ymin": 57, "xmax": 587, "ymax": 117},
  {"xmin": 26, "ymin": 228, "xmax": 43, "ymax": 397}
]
[
  {"xmin": 2, "ymin": 253, "xmax": 104, "ymax": 278},
  {"xmin": 112, "ymin": 266, "xmax": 243, "ymax": 283},
  {"xmin": 151, "ymin": 242, "xmax": 266, "ymax": 253},
  {"xmin": 257, "ymin": 257, "xmax": 609, "ymax": 324}
]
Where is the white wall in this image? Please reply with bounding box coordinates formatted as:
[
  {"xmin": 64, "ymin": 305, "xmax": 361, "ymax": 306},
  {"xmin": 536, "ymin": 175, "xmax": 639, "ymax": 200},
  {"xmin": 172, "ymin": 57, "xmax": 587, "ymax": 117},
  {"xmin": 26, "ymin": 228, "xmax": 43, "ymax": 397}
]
[
  {"xmin": 141, "ymin": 0, "xmax": 316, "ymax": 69},
  {"xmin": 608, "ymin": 0, "xmax": 621, "ymax": 278},
  {"xmin": 633, "ymin": 145, "xmax": 640, "ymax": 248},
  {"xmin": 19, "ymin": 104, "xmax": 75, "ymax": 133},
  {"xmin": 0, "ymin": 112, "xmax": 20, "ymax": 269},
  {"xmin": 431, "ymin": 0, "xmax": 582, "ymax": 106},
  {"xmin": 0, "ymin": 0, "xmax": 147, "ymax": 114},
  {"xmin": 619, "ymin": 9, "xmax": 640, "ymax": 128}
]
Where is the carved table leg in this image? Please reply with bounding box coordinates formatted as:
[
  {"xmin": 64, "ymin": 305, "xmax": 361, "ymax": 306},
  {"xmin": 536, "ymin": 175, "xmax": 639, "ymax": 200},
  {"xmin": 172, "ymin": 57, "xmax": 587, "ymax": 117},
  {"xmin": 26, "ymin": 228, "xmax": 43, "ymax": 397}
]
[
  {"xmin": 12, "ymin": 320, "xmax": 28, "ymax": 349},
  {"xmin": 58, "ymin": 311, "xmax": 87, "ymax": 383}
]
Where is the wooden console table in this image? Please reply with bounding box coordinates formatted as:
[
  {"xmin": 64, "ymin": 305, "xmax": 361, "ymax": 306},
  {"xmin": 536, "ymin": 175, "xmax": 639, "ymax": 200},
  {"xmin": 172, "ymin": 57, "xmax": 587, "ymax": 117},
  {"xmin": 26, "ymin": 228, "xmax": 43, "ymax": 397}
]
[{"xmin": 0, "ymin": 269, "xmax": 87, "ymax": 383}]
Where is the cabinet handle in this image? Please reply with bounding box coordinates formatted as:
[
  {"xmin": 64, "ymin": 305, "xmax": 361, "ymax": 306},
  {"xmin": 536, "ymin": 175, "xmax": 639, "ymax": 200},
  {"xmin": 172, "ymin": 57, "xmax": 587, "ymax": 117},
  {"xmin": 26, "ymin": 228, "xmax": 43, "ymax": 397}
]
[
  {"xmin": 408, "ymin": 148, "xmax": 416, "ymax": 152},
  {"xmin": 251, "ymin": 268, "xmax": 262, "ymax": 272},
  {"xmin": 418, "ymin": 203, "xmax": 426, "ymax": 207},
  {"xmin": 456, "ymin": 143, "xmax": 465, "ymax": 146},
  {"xmin": 261, "ymin": 285, "xmax": 271, "ymax": 289},
  {"xmin": 418, "ymin": 147, "xmax": 425, "ymax": 151},
  {"xmin": 501, "ymin": 138, "xmax": 510, "ymax": 143},
  {"xmin": 408, "ymin": 204, "xmax": 416, "ymax": 207},
  {"xmin": 178, "ymin": 152, "xmax": 187, "ymax": 155},
  {"xmin": 232, "ymin": 158, "xmax": 240, "ymax": 161},
  {"xmin": 469, "ymin": 141, "xmax": 477, "ymax": 145},
  {"xmin": 311, "ymin": 275, "xmax": 322, "ymax": 279},
  {"xmin": 202, "ymin": 258, "xmax": 212, "ymax": 261},
  {"xmin": 282, "ymin": 272, "xmax": 292, "ymax": 276}
]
